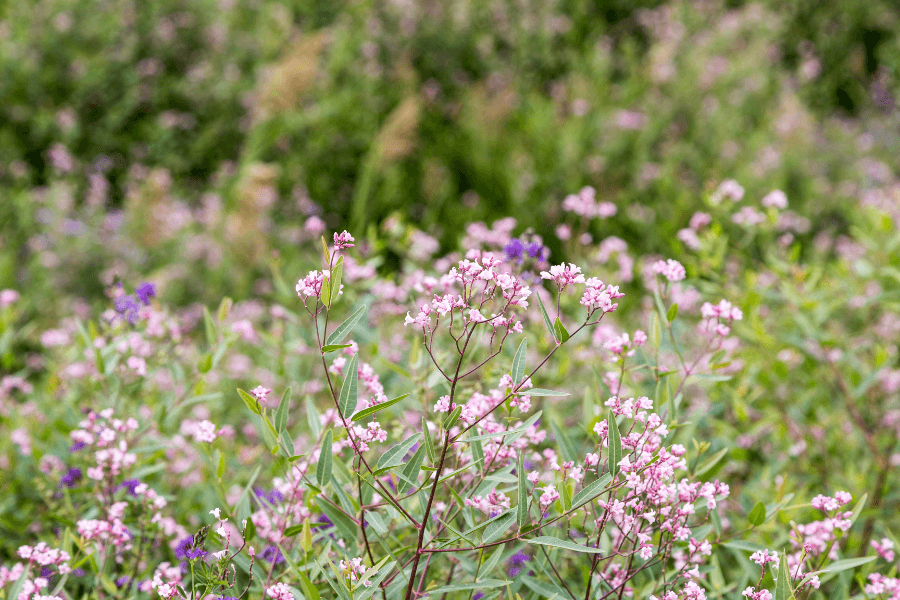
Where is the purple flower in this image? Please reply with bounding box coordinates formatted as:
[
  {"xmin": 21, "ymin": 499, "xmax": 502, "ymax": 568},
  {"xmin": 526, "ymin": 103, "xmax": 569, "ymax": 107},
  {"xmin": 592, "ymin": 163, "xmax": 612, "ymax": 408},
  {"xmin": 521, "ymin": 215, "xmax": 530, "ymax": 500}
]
[
  {"xmin": 507, "ymin": 550, "xmax": 531, "ymax": 576},
  {"xmin": 115, "ymin": 576, "xmax": 131, "ymax": 588},
  {"xmin": 260, "ymin": 545, "xmax": 285, "ymax": 564},
  {"xmin": 70, "ymin": 441, "xmax": 86, "ymax": 452},
  {"xmin": 114, "ymin": 294, "xmax": 140, "ymax": 324},
  {"xmin": 526, "ymin": 242, "xmax": 547, "ymax": 260},
  {"xmin": 59, "ymin": 467, "xmax": 82, "ymax": 488},
  {"xmin": 504, "ymin": 238, "xmax": 525, "ymax": 260},
  {"xmin": 174, "ymin": 536, "xmax": 194, "ymax": 560},
  {"xmin": 135, "ymin": 282, "xmax": 156, "ymax": 305},
  {"xmin": 115, "ymin": 479, "xmax": 141, "ymax": 495},
  {"xmin": 253, "ymin": 487, "xmax": 285, "ymax": 506},
  {"xmin": 473, "ymin": 594, "xmax": 485, "ymax": 600}
]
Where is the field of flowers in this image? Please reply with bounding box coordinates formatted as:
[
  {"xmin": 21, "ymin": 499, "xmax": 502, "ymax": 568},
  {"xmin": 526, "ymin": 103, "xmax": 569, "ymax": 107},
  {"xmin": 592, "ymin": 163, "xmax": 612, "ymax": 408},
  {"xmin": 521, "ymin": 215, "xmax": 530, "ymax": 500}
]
[{"xmin": 2, "ymin": 1, "xmax": 900, "ymax": 599}]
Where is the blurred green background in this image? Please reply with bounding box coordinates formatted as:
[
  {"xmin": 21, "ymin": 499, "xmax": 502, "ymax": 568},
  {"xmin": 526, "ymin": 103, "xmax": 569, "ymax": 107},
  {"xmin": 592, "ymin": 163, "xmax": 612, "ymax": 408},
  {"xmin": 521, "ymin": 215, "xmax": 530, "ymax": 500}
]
[{"xmin": 2, "ymin": 0, "xmax": 899, "ymax": 306}]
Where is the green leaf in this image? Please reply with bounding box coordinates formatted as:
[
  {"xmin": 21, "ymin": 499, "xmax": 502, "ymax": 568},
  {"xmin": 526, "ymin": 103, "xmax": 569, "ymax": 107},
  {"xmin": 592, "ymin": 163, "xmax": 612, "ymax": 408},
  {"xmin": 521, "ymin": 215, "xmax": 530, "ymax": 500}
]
[
  {"xmin": 519, "ymin": 388, "xmax": 568, "ymax": 397},
  {"xmin": 216, "ymin": 452, "xmax": 226, "ymax": 479},
  {"xmin": 443, "ymin": 405, "xmax": 462, "ymax": 429},
  {"xmin": 517, "ymin": 453, "xmax": 529, "ymax": 528},
  {"xmin": 607, "ymin": 410, "xmax": 622, "ymax": 478},
  {"xmin": 203, "ymin": 307, "xmax": 217, "ymax": 347},
  {"xmin": 848, "ymin": 493, "xmax": 867, "ymax": 528},
  {"xmin": 649, "ymin": 312, "xmax": 661, "ymax": 351},
  {"xmin": 299, "ymin": 573, "xmax": 320, "ymax": 600},
  {"xmin": 511, "ymin": 338, "xmax": 528, "ymax": 387},
  {"xmin": 326, "ymin": 303, "xmax": 369, "ymax": 346},
  {"xmin": 329, "ymin": 257, "xmax": 344, "ymax": 305},
  {"xmin": 351, "ymin": 393, "xmax": 409, "ymax": 422},
  {"xmin": 774, "ymin": 549, "xmax": 793, "ymax": 600},
  {"xmin": 338, "ymin": 354, "xmax": 359, "ymax": 418},
  {"xmin": 306, "ymin": 397, "xmax": 322, "ymax": 440},
  {"xmin": 481, "ymin": 545, "xmax": 506, "ymax": 580},
  {"xmin": 197, "ymin": 354, "xmax": 212, "ymax": 373},
  {"xmin": 549, "ymin": 419, "xmax": 577, "ymax": 463},
  {"xmin": 721, "ymin": 540, "xmax": 767, "ymax": 553},
  {"xmin": 667, "ymin": 303, "xmax": 679, "ymax": 322},
  {"xmin": 237, "ymin": 388, "xmax": 261, "ymax": 415},
  {"xmin": 275, "ymin": 387, "xmax": 291, "ymax": 434},
  {"xmin": 422, "ymin": 417, "xmax": 436, "ymax": 463},
  {"xmin": 317, "ymin": 430, "xmax": 333, "ymax": 486},
  {"xmin": 427, "ymin": 580, "xmax": 509, "ymax": 595},
  {"xmin": 554, "ymin": 317, "xmax": 570, "ymax": 343},
  {"xmin": 694, "ymin": 448, "xmax": 728, "ymax": 479},
  {"xmin": 376, "ymin": 434, "xmax": 421, "ymax": 472},
  {"xmin": 322, "ymin": 344, "xmax": 353, "ymax": 353},
  {"xmin": 365, "ymin": 512, "xmax": 387, "ymax": 535},
  {"xmin": 353, "ymin": 560, "xmax": 394, "ymax": 600},
  {"xmin": 321, "ymin": 274, "xmax": 332, "ymax": 309},
  {"xmin": 572, "ymin": 474, "xmax": 613, "ymax": 510},
  {"xmin": 399, "ymin": 445, "xmax": 426, "ymax": 493},
  {"xmin": 301, "ymin": 518, "xmax": 313, "ymax": 553},
  {"xmin": 284, "ymin": 524, "xmax": 304, "ymax": 537},
  {"xmin": 748, "ymin": 502, "xmax": 766, "ymax": 527},
  {"xmin": 483, "ymin": 509, "xmax": 516, "ymax": 544},
  {"xmin": 528, "ymin": 536, "xmax": 602, "ymax": 554},
  {"xmin": 535, "ymin": 291, "xmax": 556, "ymax": 342}
]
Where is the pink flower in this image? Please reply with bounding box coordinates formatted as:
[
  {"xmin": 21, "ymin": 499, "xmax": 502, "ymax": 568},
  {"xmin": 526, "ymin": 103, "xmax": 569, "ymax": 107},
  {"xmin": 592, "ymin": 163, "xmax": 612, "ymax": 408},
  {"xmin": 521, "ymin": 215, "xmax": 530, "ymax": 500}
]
[
  {"xmin": 333, "ymin": 230, "xmax": 355, "ymax": 249},
  {"xmin": 651, "ymin": 259, "xmax": 686, "ymax": 282},
  {"xmin": 267, "ymin": 582, "xmax": 295, "ymax": 600},
  {"xmin": 189, "ymin": 420, "xmax": 218, "ymax": 443},
  {"xmin": 0, "ymin": 289, "xmax": 19, "ymax": 307},
  {"xmin": 251, "ymin": 386, "xmax": 272, "ymax": 404},
  {"xmin": 540, "ymin": 263, "xmax": 585, "ymax": 290}
]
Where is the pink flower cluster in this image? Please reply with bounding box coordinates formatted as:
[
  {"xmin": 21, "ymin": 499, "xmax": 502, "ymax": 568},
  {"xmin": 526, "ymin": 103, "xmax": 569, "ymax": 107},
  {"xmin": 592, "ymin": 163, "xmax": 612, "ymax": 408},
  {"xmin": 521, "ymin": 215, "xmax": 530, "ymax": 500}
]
[
  {"xmin": 339, "ymin": 557, "xmax": 372, "ymax": 587},
  {"xmin": 652, "ymin": 259, "xmax": 686, "ymax": 282},
  {"xmin": 700, "ymin": 299, "xmax": 743, "ymax": 336},
  {"xmin": 465, "ymin": 489, "xmax": 511, "ymax": 516},
  {"xmin": 562, "ymin": 186, "xmax": 617, "ymax": 219}
]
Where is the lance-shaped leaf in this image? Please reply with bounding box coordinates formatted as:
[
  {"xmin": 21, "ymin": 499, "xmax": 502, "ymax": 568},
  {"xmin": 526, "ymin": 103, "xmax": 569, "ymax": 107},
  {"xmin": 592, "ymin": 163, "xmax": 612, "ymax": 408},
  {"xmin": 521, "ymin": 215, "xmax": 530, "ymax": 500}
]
[
  {"xmin": 459, "ymin": 411, "xmax": 543, "ymax": 444},
  {"xmin": 774, "ymin": 550, "xmax": 793, "ymax": 600},
  {"xmin": 306, "ymin": 397, "xmax": 322, "ymax": 439},
  {"xmin": 748, "ymin": 502, "xmax": 766, "ymax": 527},
  {"xmin": 326, "ymin": 303, "xmax": 369, "ymax": 346},
  {"xmin": 535, "ymin": 291, "xmax": 556, "ymax": 341},
  {"xmin": 237, "ymin": 388, "xmax": 261, "ymax": 415},
  {"xmin": 528, "ymin": 536, "xmax": 602, "ymax": 554},
  {"xmin": 322, "ymin": 344, "xmax": 353, "ymax": 353},
  {"xmin": 572, "ymin": 474, "xmax": 612, "ymax": 510},
  {"xmin": 554, "ymin": 317, "xmax": 570, "ymax": 343},
  {"xmin": 517, "ymin": 453, "xmax": 529, "ymax": 528},
  {"xmin": 422, "ymin": 417, "xmax": 436, "ymax": 463},
  {"xmin": 329, "ymin": 257, "xmax": 343, "ymax": 305},
  {"xmin": 351, "ymin": 393, "xmax": 409, "ymax": 422},
  {"xmin": 482, "ymin": 509, "xmax": 516, "ymax": 544},
  {"xmin": 518, "ymin": 389, "xmax": 568, "ymax": 397},
  {"xmin": 511, "ymin": 338, "xmax": 527, "ymax": 387},
  {"xmin": 316, "ymin": 429, "xmax": 333, "ymax": 486},
  {"xmin": 338, "ymin": 354, "xmax": 359, "ymax": 418},
  {"xmin": 275, "ymin": 387, "xmax": 291, "ymax": 434},
  {"xmin": 376, "ymin": 433, "xmax": 421, "ymax": 472},
  {"xmin": 607, "ymin": 410, "xmax": 622, "ymax": 478}
]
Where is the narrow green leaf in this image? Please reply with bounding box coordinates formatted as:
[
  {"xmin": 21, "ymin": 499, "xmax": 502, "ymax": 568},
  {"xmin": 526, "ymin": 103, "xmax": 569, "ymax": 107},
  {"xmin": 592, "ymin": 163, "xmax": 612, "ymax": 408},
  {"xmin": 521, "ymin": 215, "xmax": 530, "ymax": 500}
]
[
  {"xmin": 306, "ymin": 397, "xmax": 322, "ymax": 439},
  {"xmin": 528, "ymin": 536, "xmax": 602, "ymax": 554},
  {"xmin": 299, "ymin": 573, "xmax": 320, "ymax": 600},
  {"xmin": 511, "ymin": 338, "xmax": 528, "ymax": 387},
  {"xmin": 470, "ymin": 436, "xmax": 484, "ymax": 474},
  {"xmin": 695, "ymin": 448, "xmax": 728, "ymax": 479},
  {"xmin": 203, "ymin": 307, "xmax": 217, "ymax": 347},
  {"xmin": 338, "ymin": 354, "xmax": 359, "ymax": 418},
  {"xmin": 848, "ymin": 493, "xmax": 867, "ymax": 528},
  {"xmin": 217, "ymin": 453, "xmax": 226, "ymax": 479},
  {"xmin": 399, "ymin": 445, "xmax": 426, "ymax": 493},
  {"xmin": 326, "ymin": 303, "xmax": 369, "ymax": 346},
  {"xmin": 748, "ymin": 502, "xmax": 766, "ymax": 527},
  {"xmin": 427, "ymin": 580, "xmax": 509, "ymax": 594},
  {"xmin": 554, "ymin": 317, "xmax": 570, "ymax": 343},
  {"xmin": 376, "ymin": 434, "xmax": 421, "ymax": 472},
  {"xmin": 422, "ymin": 417, "xmax": 436, "ymax": 463},
  {"xmin": 519, "ymin": 388, "xmax": 568, "ymax": 397},
  {"xmin": 571, "ymin": 474, "xmax": 613, "ymax": 510},
  {"xmin": 481, "ymin": 545, "xmax": 506, "ymax": 580},
  {"xmin": 275, "ymin": 387, "xmax": 291, "ymax": 434},
  {"xmin": 321, "ymin": 275, "xmax": 331, "ymax": 308},
  {"xmin": 284, "ymin": 524, "xmax": 304, "ymax": 537},
  {"xmin": 321, "ymin": 236, "xmax": 331, "ymax": 266},
  {"xmin": 301, "ymin": 518, "xmax": 313, "ymax": 553},
  {"xmin": 365, "ymin": 511, "xmax": 387, "ymax": 535},
  {"xmin": 517, "ymin": 453, "xmax": 528, "ymax": 528},
  {"xmin": 667, "ymin": 303, "xmax": 679, "ymax": 322},
  {"xmin": 351, "ymin": 393, "xmax": 409, "ymax": 422},
  {"xmin": 237, "ymin": 388, "xmax": 261, "ymax": 415},
  {"xmin": 549, "ymin": 419, "xmax": 578, "ymax": 463},
  {"xmin": 317, "ymin": 430, "xmax": 333, "ymax": 486},
  {"xmin": 649, "ymin": 311, "xmax": 661, "ymax": 351},
  {"xmin": 353, "ymin": 560, "xmax": 394, "ymax": 600},
  {"xmin": 443, "ymin": 405, "xmax": 462, "ymax": 429},
  {"xmin": 607, "ymin": 410, "xmax": 622, "ymax": 478},
  {"xmin": 459, "ymin": 411, "xmax": 543, "ymax": 443},
  {"xmin": 322, "ymin": 344, "xmax": 353, "ymax": 353},
  {"xmin": 774, "ymin": 549, "xmax": 793, "ymax": 600},
  {"xmin": 197, "ymin": 354, "xmax": 212, "ymax": 373},
  {"xmin": 329, "ymin": 257, "xmax": 344, "ymax": 305},
  {"xmin": 483, "ymin": 509, "xmax": 516, "ymax": 544},
  {"xmin": 535, "ymin": 291, "xmax": 556, "ymax": 341}
]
